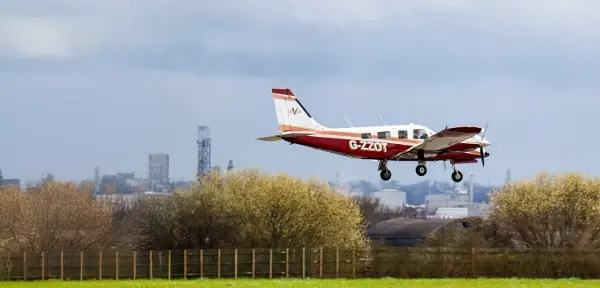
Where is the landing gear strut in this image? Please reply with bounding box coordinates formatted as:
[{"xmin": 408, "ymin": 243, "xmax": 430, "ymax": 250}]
[{"xmin": 450, "ymin": 162, "xmax": 463, "ymax": 183}]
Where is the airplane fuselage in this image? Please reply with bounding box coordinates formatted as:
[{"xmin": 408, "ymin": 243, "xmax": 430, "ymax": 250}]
[
  {"xmin": 281, "ymin": 124, "xmax": 488, "ymax": 162},
  {"xmin": 258, "ymin": 88, "xmax": 492, "ymax": 183}
]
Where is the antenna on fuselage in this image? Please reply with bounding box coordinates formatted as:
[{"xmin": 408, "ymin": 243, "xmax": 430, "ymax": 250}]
[
  {"xmin": 378, "ymin": 116, "xmax": 388, "ymax": 126},
  {"xmin": 343, "ymin": 116, "xmax": 354, "ymax": 127}
]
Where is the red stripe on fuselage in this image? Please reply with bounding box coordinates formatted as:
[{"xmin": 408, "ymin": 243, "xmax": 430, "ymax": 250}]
[{"xmin": 285, "ymin": 135, "xmax": 481, "ymax": 161}]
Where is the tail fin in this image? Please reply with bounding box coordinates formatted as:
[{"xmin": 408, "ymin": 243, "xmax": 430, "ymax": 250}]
[{"xmin": 272, "ymin": 88, "xmax": 325, "ymax": 132}]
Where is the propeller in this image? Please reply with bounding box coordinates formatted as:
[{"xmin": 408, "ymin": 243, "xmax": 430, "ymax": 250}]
[{"xmin": 478, "ymin": 123, "xmax": 489, "ymax": 167}]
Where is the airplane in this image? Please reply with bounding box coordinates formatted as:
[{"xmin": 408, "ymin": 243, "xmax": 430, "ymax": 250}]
[{"xmin": 257, "ymin": 88, "xmax": 491, "ymax": 183}]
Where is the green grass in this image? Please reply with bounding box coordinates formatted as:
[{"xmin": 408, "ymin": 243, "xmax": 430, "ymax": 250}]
[{"xmin": 0, "ymin": 279, "xmax": 599, "ymax": 287}]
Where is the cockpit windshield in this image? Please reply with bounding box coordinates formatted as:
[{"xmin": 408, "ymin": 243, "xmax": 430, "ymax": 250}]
[{"xmin": 413, "ymin": 128, "xmax": 429, "ymax": 140}]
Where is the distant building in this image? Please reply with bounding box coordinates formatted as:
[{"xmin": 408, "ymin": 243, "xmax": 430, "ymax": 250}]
[
  {"xmin": 126, "ymin": 178, "xmax": 149, "ymax": 191},
  {"xmin": 435, "ymin": 207, "xmax": 469, "ymax": 219},
  {"xmin": 367, "ymin": 217, "xmax": 473, "ymax": 247},
  {"xmin": 0, "ymin": 169, "xmax": 21, "ymax": 189},
  {"xmin": 148, "ymin": 153, "xmax": 169, "ymax": 191},
  {"xmin": 372, "ymin": 189, "xmax": 407, "ymax": 208},
  {"xmin": 0, "ymin": 178, "xmax": 20, "ymax": 189}
]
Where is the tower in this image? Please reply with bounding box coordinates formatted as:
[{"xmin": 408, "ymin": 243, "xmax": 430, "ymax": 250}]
[
  {"xmin": 506, "ymin": 169, "xmax": 511, "ymax": 185},
  {"xmin": 469, "ymin": 173, "xmax": 474, "ymax": 203},
  {"xmin": 0, "ymin": 169, "xmax": 3, "ymax": 185},
  {"xmin": 197, "ymin": 126, "xmax": 212, "ymax": 179},
  {"xmin": 227, "ymin": 160, "xmax": 234, "ymax": 171},
  {"xmin": 94, "ymin": 166, "xmax": 100, "ymax": 195}
]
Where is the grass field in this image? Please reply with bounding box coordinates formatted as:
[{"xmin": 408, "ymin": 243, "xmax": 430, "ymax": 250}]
[{"xmin": 0, "ymin": 279, "xmax": 599, "ymax": 287}]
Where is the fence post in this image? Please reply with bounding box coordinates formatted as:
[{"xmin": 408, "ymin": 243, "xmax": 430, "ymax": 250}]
[
  {"xmin": 252, "ymin": 249, "xmax": 255, "ymax": 279},
  {"xmin": 133, "ymin": 251, "xmax": 137, "ymax": 280},
  {"xmin": 234, "ymin": 249, "xmax": 238, "ymax": 279},
  {"xmin": 285, "ymin": 248, "xmax": 289, "ymax": 278},
  {"xmin": 319, "ymin": 247, "xmax": 323, "ymax": 278},
  {"xmin": 149, "ymin": 251, "xmax": 153, "ymax": 279},
  {"xmin": 302, "ymin": 248, "xmax": 306, "ymax": 278},
  {"xmin": 99, "ymin": 251, "xmax": 103, "ymax": 280},
  {"xmin": 471, "ymin": 247, "xmax": 476, "ymax": 278},
  {"xmin": 23, "ymin": 252, "xmax": 26, "ymax": 281},
  {"xmin": 41, "ymin": 252, "xmax": 45, "ymax": 280},
  {"xmin": 60, "ymin": 251, "xmax": 64, "ymax": 280},
  {"xmin": 352, "ymin": 249, "xmax": 355, "ymax": 278},
  {"xmin": 80, "ymin": 251, "xmax": 84, "ymax": 281},
  {"xmin": 439, "ymin": 246, "xmax": 443, "ymax": 278},
  {"xmin": 336, "ymin": 247, "xmax": 339, "ymax": 278},
  {"xmin": 6, "ymin": 252, "xmax": 9, "ymax": 280},
  {"xmin": 269, "ymin": 249, "xmax": 273, "ymax": 279},
  {"xmin": 218, "ymin": 249, "xmax": 221, "ymax": 279},
  {"xmin": 116, "ymin": 251, "xmax": 119, "ymax": 280},
  {"xmin": 200, "ymin": 250, "xmax": 203, "ymax": 279},
  {"xmin": 184, "ymin": 249, "xmax": 187, "ymax": 279},
  {"xmin": 167, "ymin": 250, "xmax": 171, "ymax": 280}
]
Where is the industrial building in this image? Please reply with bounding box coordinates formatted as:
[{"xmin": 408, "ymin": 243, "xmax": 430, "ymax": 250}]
[
  {"xmin": 372, "ymin": 188, "xmax": 407, "ymax": 208},
  {"xmin": 0, "ymin": 169, "xmax": 20, "ymax": 189},
  {"xmin": 148, "ymin": 153, "xmax": 170, "ymax": 192},
  {"xmin": 367, "ymin": 217, "xmax": 476, "ymax": 247}
]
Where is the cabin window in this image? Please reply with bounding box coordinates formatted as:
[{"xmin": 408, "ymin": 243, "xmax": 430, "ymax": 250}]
[
  {"xmin": 398, "ymin": 130, "xmax": 408, "ymax": 139},
  {"xmin": 361, "ymin": 133, "xmax": 371, "ymax": 139},
  {"xmin": 413, "ymin": 129, "xmax": 428, "ymax": 140},
  {"xmin": 377, "ymin": 131, "xmax": 390, "ymax": 139}
]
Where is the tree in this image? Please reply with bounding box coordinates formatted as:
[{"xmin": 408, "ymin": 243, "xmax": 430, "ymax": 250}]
[
  {"xmin": 352, "ymin": 195, "xmax": 407, "ymax": 229},
  {"xmin": 489, "ymin": 172, "xmax": 600, "ymax": 249},
  {"xmin": 0, "ymin": 181, "xmax": 113, "ymax": 252},
  {"xmin": 133, "ymin": 170, "xmax": 367, "ymax": 250}
]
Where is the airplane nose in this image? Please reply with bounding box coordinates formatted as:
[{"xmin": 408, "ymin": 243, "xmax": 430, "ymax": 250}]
[{"xmin": 484, "ymin": 151, "xmax": 490, "ymax": 157}]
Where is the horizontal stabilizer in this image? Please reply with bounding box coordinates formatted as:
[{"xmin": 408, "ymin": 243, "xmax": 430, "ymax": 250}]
[{"xmin": 257, "ymin": 131, "xmax": 316, "ymax": 141}]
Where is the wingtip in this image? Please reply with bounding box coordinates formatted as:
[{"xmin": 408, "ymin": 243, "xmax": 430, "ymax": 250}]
[{"xmin": 446, "ymin": 126, "xmax": 483, "ymax": 134}]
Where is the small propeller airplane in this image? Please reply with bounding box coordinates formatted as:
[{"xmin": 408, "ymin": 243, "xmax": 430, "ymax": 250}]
[{"xmin": 257, "ymin": 88, "xmax": 491, "ymax": 183}]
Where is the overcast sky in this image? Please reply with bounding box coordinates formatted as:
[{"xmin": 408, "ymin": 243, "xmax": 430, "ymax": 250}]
[{"xmin": 1, "ymin": 0, "xmax": 600, "ymax": 185}]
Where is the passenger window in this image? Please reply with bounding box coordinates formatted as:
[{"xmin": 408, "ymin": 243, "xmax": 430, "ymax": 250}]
[
  {"xmin": 361, "ymin": 133, "xmax": 371, "ymax": 139},
  {"xmin": 377, "ymin": 131, "xmax": 390, "ymax": 139},
  {"xmin": 398, "ymin": 130, "xmax": 408, "ymax": 139},
  {"xmin": 413, "ymin": 129, "xmax": 428, "ymax": 140}
]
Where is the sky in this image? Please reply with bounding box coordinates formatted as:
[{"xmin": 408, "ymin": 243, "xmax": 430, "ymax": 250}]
[{"xmin": 1, "ymin": 0, "xmax": 600, "ymax": 185}]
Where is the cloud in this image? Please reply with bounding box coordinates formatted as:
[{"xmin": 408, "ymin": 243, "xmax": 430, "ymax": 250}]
[{"xmin": 2, "ymin": 0, "xmax": 600, "ymax": 184}]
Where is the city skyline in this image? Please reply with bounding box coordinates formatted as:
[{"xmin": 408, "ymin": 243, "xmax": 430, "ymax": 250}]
[{"xmin": 2, "ymin": 1, "xmax": 600, "ymax": 185}]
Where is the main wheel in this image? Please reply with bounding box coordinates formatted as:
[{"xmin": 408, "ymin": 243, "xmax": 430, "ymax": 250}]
[
  {"xmin": 415, "ymin": 165, "xmax": 427, "ymax": 176},
  {"xmin": 380, "ymin": 169, "xmax": 392, "ymax": 181},
  {"xmin": 451, "ymin": 171, "xmax": 463, "ymax": 183}
]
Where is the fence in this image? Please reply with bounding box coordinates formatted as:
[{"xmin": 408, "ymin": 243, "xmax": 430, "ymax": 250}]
[{"xmin": 2, "ymin": 247, "xmax": 600, "ymax": 281}]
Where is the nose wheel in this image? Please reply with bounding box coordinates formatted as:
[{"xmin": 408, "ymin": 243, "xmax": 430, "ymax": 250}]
[
  {"xmin": 416, "ymin": 165, "xmax": 427, "ymax": 176},
  {"xmin": 449, "ymin": 162, "xmax": 463, "ymax": 182}
]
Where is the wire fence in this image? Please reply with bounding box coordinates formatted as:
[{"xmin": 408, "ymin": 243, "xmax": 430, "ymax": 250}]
[{"xmin": 2, "ymin": 247, "xmax": 600, "ymax": 281}]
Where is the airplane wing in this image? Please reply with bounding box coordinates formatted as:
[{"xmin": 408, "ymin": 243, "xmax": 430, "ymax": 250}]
[
  {"xmin": 394, "ymin": 126, "xmax": 482, "ymax": 159},
  {"xmin": 257, "ymin": 131, "xmax": 316, "ymax": 141}
]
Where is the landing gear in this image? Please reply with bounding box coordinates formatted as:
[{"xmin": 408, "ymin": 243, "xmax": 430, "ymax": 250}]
[
  {"xmin": 451, "ymin": 171, "xmax": 463, "ymax": 182},
  {"xmin": 415, "ymin": 164, "xmax": 427, "ymax": 176},
  {"xmin": 380, "ymin": 169, "xmax": 392, "ymax": 181},
  {"xmin": 450, "ymin": 162, "xmax": 463, "ymax": 183},
  {"xmin": 378, "ymin": 160, "xmax": 392, "ymax": 181}
]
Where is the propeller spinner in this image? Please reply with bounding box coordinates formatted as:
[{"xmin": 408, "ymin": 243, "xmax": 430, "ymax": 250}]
[{"xmin": 478, "ymin": 123, "xmax": 489, "ymax": 167}]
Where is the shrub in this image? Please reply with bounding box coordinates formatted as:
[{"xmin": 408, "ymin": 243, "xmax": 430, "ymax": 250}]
[
  {"xmin": 489, "ymin": 172, "xmax": 600, "ymax": 249},
  {"xmin": 133, "ymin": 169, "xmax": 367, "ymax": 250},
  {"xmin": 0, "ymin": 181, "xmax": 113, "ymax": 252}
]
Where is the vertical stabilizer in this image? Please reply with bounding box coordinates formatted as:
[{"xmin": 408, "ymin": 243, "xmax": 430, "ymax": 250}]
[{"xmin": 271, "ymin": 88, "xmax": 325, "ymax": 132}]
